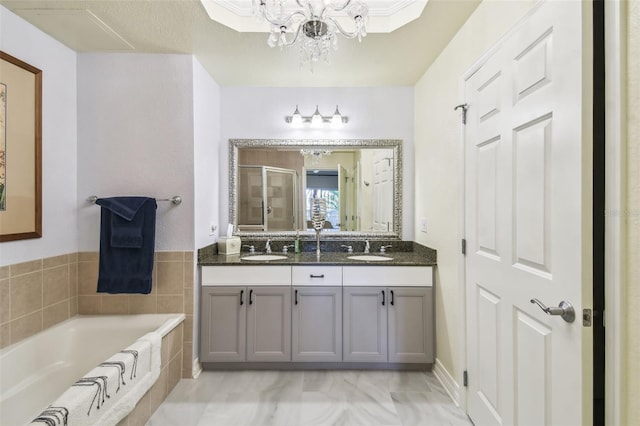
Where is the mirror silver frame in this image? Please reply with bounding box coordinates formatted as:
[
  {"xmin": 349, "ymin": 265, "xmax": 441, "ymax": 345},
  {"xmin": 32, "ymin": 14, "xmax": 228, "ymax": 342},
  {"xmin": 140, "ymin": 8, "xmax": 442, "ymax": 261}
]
[{"xmin": 229, "ymin": 139, "xmax": 403, "ymax": 240}]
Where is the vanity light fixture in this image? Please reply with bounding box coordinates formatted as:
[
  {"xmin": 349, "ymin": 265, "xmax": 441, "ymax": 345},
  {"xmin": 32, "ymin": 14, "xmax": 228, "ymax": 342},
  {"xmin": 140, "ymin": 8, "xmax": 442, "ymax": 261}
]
[{"xmin": 285, "ymin": 105, "xmax": 348, "ymax": 128}]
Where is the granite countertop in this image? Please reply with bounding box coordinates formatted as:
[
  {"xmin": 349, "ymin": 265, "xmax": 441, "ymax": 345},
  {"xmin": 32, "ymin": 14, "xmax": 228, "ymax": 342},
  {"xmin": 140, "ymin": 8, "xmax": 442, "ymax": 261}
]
[{"xmin": 198, "ymin": 241, "xmax": 436, "ymax": 267}]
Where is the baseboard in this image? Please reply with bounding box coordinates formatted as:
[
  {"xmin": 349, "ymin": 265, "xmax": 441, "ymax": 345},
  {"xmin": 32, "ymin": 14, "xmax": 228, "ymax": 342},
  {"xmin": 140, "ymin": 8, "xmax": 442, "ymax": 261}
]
[
  {"xmin": 433, "ymin": 358, "xmax": 461, "ymax": 407},
  {"xmin": 192, "ymin": 357, "xmax": 203, "ymax": 379}
]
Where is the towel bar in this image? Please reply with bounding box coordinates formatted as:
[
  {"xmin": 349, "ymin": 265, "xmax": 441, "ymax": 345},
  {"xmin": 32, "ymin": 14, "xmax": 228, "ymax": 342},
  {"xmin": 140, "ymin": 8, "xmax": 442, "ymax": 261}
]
[{"xmin": 87, "ymin": 195, "xmax": 182, "ymax": 205}]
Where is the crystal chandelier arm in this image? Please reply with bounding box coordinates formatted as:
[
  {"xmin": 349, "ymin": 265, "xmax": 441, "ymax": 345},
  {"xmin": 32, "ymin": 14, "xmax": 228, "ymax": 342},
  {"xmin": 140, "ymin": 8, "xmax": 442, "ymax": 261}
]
[
  {"xmin": 261, "ymin": 10, "xmax": 307, "ymax": 27},
  {"xmin": 322, "ymin": 0, "xmax": 355, "ymax": 14},
  {"xmin": 279, "ymin": 24, "xmax": 304, "ymax": 47},
  {"xmin": 323, "ymin": 16, "xmax": 360, "ymax": 39}
]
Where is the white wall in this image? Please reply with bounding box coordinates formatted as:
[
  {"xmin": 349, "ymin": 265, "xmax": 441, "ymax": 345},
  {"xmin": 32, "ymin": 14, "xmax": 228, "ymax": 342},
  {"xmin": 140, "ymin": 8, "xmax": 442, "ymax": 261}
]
[
  {"xmin": 413, "ymin": 0, "xmax": 536, "ymax": 392},
  {"xmin": 76, "ymin": 53, "xmax": 196, "ymax": 251},
  {"xmin": 219, "ymin": 87, "xmax": 414, "ymax": 239},
  {"xmin": 0, "ymin": 6, "xmax": 78, "ymax": 266},
  {"xmin": 193, "ymin": 57, "xmax": 221, "ymax": 249}
]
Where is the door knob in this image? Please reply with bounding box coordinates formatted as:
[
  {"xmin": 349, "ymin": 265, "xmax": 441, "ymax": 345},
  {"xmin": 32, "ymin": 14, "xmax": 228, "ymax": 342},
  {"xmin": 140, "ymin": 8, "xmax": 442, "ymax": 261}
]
[{"xmin": 530, "ymin": 298, "xmax": 575, "ymax": 323}]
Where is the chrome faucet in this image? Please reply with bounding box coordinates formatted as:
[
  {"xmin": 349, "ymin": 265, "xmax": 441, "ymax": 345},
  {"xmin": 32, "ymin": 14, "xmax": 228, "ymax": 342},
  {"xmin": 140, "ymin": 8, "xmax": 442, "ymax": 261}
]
[
  {"xmin": 341, "ymin": 245, "xmax": 354, "ymax": 253},
  {"xmin": 265, "ymin": 239, "xmax": 272, "ymax": 254},
  {"xmin": 364, "ymin": 240, "xmax": 370, "ymax": 254},
  {"xmin": 243, "ymin": 245, "xmax": 256, "ymax": 254},
  {"xmin": 282, "ymin": 244, "xmax": 294, "ymax": 253},
  {"xmin": 380, "ymin": 245, "xmax": 392, "ymax": 254}
]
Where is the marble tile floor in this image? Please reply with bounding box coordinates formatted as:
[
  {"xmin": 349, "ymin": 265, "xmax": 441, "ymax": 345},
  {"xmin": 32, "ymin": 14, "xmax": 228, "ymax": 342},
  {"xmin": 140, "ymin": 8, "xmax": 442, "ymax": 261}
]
[{"xmin": 146, "ymin": 370, "xmax": 473, "ymax": 426}]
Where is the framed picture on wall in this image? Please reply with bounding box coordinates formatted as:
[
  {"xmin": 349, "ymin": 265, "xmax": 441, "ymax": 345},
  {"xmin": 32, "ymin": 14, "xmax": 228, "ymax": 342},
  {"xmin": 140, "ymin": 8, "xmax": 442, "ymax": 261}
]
[{"xmin": 0, "ymin": 51, "xmax": 42, "ymax": 242}]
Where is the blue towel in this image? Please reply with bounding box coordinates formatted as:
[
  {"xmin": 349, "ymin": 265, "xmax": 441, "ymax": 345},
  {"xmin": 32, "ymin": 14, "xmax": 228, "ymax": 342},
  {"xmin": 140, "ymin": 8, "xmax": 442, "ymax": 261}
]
[{"xmin": 95, "ymin": 197, "xmax": 157, "ymax": 294}]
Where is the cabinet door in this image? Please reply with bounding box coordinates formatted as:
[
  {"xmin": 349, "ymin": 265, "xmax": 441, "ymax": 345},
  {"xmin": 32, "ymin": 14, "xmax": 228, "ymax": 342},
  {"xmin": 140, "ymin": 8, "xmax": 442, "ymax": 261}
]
[
  {"xmin": 292, "ymin": 287, "xmax": 342, "ymax": 362},
  {"xmin": 200, "ymin": 286, "xmax": 246, "ymax": 362},
  {"xmin": 388, "ymin": 287, "xmax": 434, "ymax": 363},
  {"xmin": 246, "ymin": 286, "xmax": 291, "ymax": 362},
  {"xmin": 343, "ymin": 286, "xmax": 387, "ymax": 362}
]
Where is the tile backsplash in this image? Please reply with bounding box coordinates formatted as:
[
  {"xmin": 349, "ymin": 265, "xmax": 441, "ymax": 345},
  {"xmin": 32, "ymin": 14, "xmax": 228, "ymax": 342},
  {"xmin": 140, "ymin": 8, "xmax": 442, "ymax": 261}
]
[{"xmin": 1, "ymin": 251, "xmax": 195, "ymax": 378}]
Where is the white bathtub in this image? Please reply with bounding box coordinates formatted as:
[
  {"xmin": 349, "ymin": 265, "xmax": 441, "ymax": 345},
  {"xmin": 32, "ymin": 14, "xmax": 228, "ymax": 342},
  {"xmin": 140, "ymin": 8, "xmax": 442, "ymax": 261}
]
[{"xmin": 0, "ymin": 314, "xmax": 184, "ymax": 426}]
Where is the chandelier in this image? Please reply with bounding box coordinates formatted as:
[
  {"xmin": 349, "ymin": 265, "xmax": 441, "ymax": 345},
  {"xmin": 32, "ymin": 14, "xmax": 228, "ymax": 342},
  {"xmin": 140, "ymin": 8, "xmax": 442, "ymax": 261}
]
[
  {"xmin": 300, "ymin": 149, "xmax": 332, "ymax": 164},
  {"xmin": 252, "ymin": 0, "xmax": 369, "ymax": 68}
]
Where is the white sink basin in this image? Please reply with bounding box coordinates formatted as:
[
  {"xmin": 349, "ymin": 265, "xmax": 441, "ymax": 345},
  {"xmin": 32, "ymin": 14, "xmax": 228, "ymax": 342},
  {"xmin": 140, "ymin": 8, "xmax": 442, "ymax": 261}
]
[
  {"xmin": 347, "ymin": 255, "xmax": 393, "ymax": 262},
  {"xmin": 241, "ymin": 254, "xmax": 288, "ymax": 261}
]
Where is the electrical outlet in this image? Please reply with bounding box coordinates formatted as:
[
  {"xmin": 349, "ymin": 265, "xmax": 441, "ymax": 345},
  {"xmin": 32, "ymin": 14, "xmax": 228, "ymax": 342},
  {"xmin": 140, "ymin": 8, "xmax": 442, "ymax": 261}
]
[
  {"xmin": 420, "ymin": 218, "xmax": 427, "ymax": 233},
  {"xmin": 209, "ymin": 224, "xmax": 217, "ymax": 236}
]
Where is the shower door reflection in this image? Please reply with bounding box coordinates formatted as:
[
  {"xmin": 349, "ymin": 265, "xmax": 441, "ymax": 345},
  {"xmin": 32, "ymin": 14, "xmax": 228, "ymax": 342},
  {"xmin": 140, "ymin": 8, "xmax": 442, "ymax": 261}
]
[{"xmin": 238, "ymin": 166, "xmax": 297, "ymax": 232}]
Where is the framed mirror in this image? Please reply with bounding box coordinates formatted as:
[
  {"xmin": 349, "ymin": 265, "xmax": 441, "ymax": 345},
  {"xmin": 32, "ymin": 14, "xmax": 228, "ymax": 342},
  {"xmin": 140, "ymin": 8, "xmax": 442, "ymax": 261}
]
[{"xmin": 229, "ymin": 139, "xmax": 402, "ymax": 239}]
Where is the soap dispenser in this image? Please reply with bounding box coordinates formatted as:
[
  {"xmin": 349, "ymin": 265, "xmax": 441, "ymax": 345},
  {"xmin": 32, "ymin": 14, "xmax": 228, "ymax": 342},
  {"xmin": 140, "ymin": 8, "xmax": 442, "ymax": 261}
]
[{"xmin": 294, "ymin": 230, "xmax": 301, "ymax": 253}]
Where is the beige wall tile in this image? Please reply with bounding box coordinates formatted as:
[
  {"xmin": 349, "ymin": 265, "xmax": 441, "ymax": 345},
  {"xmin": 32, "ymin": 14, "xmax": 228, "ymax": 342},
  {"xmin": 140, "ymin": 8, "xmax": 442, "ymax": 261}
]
[
  {"xmin": 157, "ymin": 295, "xmax": 183, "ymax": 313},
  {"xmin": 0, "ymin": 322, "xmax": 10, "ymax": 349},
  {"xmin": 156, "ymin": 252, "xmax": 183, "ymax": 262},
  {"xmin": 68, "ymin": 252, "xmax": 78, "ymax": 262},
  {"xmin": 11, "ymin": 259, "xmax": 42, "ymax": 277},
  {"xmin": 101, "ymin": 295, "xmax": 129, "ymax": 314},
  {"xmin": 156, "ymin": 262, "xmax": 183, "ymax": 295},
  {"xmin": 168, "ymin": 351, "xmax": 183, "ymax": 392},
  {"xmin": 182, "ymin": 344, "xmax": 193, "ymax": 378},
  {"xmin": 183, "ymin": 288, "xmax": 193, "ymax": 314},
  {"xmin": 70, "ymin": 297, "xmax": 78, "ymax": 317},
  {"xmin": 43, "ymin": 265, "xmax": 69, "ymax": 306},
  {"xmin": 126, "ymin": 391, "xmax": 150, "ymax": 426},
  {"xmin": 161, "ymin": 333, "xmax": 170, "ymax": 366},
  {"xmin": 128, "ymin": 294, "xmax": 157, "ymax": 314},
  {"xmin": 0, "ymin": 266, "xmax": 9, "ymax": 280},
  {"xmin": 43, "ymin": 254, "xmax": 68, "ymax": 269},
  {"xmin": 78, "ymin": 295, "xmax": 101, "ymax": 314},
  {"xmin": 0, "ymin": 278, "xmax": 10, "ymax": 323},
  {"xmin": 183, "ymin": 315, "xmax": 193, "ymax": 342},
  {"xmin": 184, "ymin": 251, "xmax": 194, "ymax": 262},
  {"xmin": 149, "ymin": 366, "xmax": 168, "ymax": 415},
  {"xmin": 170, "ymin": 323, "xmax": 183, "ymax": 360},
  {"xmin": 183, "ymin": 262, "xmax": 194, "ymax": 289},
  {"xmin": 69, "ymin": 263, "xmax": 78, "ymax": 298},
  {"xmin": 43, "ymin": 301, "xmax": 69, "ymax": 328},
  {"xmin": 116, "ymin": 416, "xmax": 129, "ymax": 426},
  {"xmin": 11, "ymin": 272, "xmax": 43, "ymax": 318},
  {"xmin": 11, "ymin": 310, "xmax": 42, "ymax": 343},
  {"xmin": 77, "ymin": 252, "xmax": 99, "ymax": 262},
  {"xmin": 77, "ymin": 262, "xmax": 98, "ymax": 295}
]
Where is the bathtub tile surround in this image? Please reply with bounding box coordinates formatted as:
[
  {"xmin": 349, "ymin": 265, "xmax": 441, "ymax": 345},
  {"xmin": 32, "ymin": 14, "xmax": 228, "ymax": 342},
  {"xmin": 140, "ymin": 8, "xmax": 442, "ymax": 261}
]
[
  {"xmin": 77, "ymin": 251, "xmax": 195, "ymax": 378},
  {"xmin": 117, "ymin": 322, "xmax": 184, "ymax": 426},
  {"xmin": 0, "ymin": 254, "xmax": 78, "ymax": 349}
]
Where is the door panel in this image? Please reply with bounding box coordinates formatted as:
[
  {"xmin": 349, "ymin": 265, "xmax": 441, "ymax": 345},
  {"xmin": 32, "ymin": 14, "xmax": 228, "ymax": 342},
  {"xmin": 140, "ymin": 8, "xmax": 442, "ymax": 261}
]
[
  {"xmin": 247, "ymin": 287, "xmax": 291, "ymax": 362},
  {"xmin": 388, "ymin": 287, "xmax": 433, "ymax": 363},
  {"xmin": 292, "ymin": 287, "xmax": 342, "ymax": 362},
  {"xmin": 343, "ymin": 287, "xmax": 387, "ymax": 362},
  {"xmin": 465, "ymin": 2, "xmax": 591, "ymax": 425},
  {"xmin": 200, "ymin": 286, "xmax": 246, "ymax": 362}
]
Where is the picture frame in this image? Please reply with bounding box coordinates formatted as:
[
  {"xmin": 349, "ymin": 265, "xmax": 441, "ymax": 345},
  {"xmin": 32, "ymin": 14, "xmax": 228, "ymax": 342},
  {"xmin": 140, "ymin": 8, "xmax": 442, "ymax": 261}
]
[{"xmin": 0, "ymin": 51, "xmax": 42, "ymax": 242}]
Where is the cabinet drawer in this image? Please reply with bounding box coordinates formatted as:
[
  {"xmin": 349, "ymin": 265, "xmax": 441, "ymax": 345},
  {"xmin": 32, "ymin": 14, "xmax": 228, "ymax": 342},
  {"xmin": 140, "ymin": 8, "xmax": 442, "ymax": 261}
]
[
  {"xmin": 292, "ymin": 266, "xmax": 342, "ymax": 286},
  {"xmin": 202, "ymin": 266, "xmax": 291, "ymax": 286},
  {"xmin": 342, "ymin": 266, "xmax": 432, "ymax": 287}
]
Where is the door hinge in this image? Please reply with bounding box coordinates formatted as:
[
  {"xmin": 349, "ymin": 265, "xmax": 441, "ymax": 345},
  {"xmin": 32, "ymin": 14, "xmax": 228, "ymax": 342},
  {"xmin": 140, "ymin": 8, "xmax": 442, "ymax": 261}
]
[
  {"xmin": 463, "ymin": 370, "xmax": 468, "ymax": 387},
  {"xmin": 461, "ymin": 238, "xmax": 467, "ymax": 255},
  {"xmin": 583, "ymin": 308, "xmax": 592, "ymax": 327}
]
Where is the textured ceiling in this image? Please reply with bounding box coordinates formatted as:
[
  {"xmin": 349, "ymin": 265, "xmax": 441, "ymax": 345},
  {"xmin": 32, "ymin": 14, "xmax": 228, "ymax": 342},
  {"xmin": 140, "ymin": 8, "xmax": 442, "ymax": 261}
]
[{"xmin": 0, "ymin": 0, "xmax": 481, "ymax": 87}]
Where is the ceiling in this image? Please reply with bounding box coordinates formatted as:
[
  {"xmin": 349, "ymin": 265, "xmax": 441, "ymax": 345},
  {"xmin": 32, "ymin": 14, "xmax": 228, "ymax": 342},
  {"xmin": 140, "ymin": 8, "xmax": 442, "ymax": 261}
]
[{"xmin": 0, "ymin": 0, "xmax": 481, "ymax": 87}]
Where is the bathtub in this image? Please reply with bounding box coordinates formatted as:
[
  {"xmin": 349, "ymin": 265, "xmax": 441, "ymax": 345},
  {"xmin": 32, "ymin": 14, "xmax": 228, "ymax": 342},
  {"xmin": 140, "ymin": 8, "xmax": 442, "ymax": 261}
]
[{"xmin": 0, "ymin": 314, "xmax": 184, "ymax": 426}]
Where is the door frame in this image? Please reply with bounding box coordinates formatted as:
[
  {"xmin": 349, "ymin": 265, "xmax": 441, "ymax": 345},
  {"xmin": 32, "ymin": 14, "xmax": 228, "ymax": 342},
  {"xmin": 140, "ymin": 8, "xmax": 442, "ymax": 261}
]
[
  {"xmin": 454, "ymin": 0, "xmax": 621, "ymax": 421},
  {"xmin": 603, "ymin": 0, "xmax": 626, "ymax": 424}
]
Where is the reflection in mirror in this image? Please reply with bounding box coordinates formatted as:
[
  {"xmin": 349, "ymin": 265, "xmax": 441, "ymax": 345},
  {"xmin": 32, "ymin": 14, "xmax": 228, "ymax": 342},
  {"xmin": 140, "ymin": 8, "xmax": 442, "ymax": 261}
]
[{"xmin": 229, "ymin": 139, "xmax": 402, "ymax": 239}]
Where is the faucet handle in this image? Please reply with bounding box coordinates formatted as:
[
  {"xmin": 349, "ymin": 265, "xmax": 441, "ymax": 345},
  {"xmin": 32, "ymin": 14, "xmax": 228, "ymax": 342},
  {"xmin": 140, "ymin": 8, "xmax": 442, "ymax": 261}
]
[
  {"xmin": 380, "ymin": 245, "xmax": 392, "ymax": 253},
  {"xmin": 282, "ymin": 245, "xmax": 294, "ymax": 253},
  {"xmin": 242, "ymin": 245, "xmax": 256, "ymax": 254},
  {"xmin": 341, "ymin": 245, "xmax": 354, "ymax": 253}
]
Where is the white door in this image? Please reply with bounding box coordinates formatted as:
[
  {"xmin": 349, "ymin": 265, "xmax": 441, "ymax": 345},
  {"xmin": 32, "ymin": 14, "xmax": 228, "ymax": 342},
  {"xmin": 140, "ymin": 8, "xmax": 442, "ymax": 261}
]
[
  {"xmin": 464, "ymin": 1, "xmax": 592, "ymax": 425},
  {"xmin": 373, "ymin": 150, "xmax": 393, "ymax": 231},
  {"xmin": 338, "ymin": 164, "xmax": 348, "ymax": 230}
]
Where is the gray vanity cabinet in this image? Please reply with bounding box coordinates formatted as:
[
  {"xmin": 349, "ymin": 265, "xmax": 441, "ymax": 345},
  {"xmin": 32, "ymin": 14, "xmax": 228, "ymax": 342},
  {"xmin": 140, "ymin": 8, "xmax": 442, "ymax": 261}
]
[
  {"xmin": 342, "ymin": 286, "xmax": 388, "ymax": 362},
  {"xmin": 292, "ymin": 286, "xmax": 342, "ymax": 362},
  {"xmin": 387, "ymin": 287, "xmax": 434, "ymax": 363},
  {"xmin": 246, "ymin": 286, "xmax": 291, "ymax": 362},
  {"xmin": 200, "ymin": 286, "xmax": 246, "ymax": 362}
]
